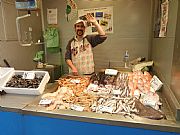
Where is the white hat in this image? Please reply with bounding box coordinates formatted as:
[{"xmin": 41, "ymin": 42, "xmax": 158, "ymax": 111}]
[{"xmin": 74, "ymin": 20, "xmax": 86, "ymax": 27}]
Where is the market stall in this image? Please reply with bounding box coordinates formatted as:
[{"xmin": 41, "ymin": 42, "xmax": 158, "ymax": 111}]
[
  {"xmin": 0, "ymin": 83, "xmax": 179, "ymax": 135},
  {"xmin": 0, "ymin": 67, "xmax": 179, "ymax": 135},
  {"xmin": 0, "ymin": 0, "xmax": 180, "ymax": 135}
]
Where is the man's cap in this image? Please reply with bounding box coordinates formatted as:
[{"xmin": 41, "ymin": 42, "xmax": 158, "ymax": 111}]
[{"xmin": 74, "ymin": 20, "xmax": 86, "ymax": 27}]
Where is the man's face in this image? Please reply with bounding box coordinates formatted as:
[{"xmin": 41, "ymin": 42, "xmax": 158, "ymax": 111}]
[{"xmin": 75, "ymin": 22, "xmax": 85, "ymax": 37}]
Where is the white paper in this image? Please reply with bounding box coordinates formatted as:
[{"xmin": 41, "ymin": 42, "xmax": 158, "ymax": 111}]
[
  {"xmin": 70, "ymin": 79, "xmax": 80, "ymax": 84},
  {"xmin": 22, "ymin": 72, "xmax": 35, "ymax": 79},
  {"xmin": 143, "ymin": 99, "xmax": 157, "ymax": 107},
  {"xmin": 47, "ymin": 8, "xmax": 58, "ymax": 25},
  {"xmin": 39, "ymin": 99, "xmax": 52, "ymax": 105},
  {"xmin": 87, "ymin": 83, "xmax": 98, "ymax": 91},
  {"xmin": 150, "ymin": 75, "xmax": 163, "ymax": 91},
  {"xmin": 71, "ymin": 104, "xmax": 84, "ymax": 111},
  {"xmin": 105, "ymin": 69, "xmax": 118, "ymax": 76},
  {"xmin": 98, "ymin": 105, "xmax": 113, "ymax": 113},
  {"xmin": 142, "ymin": 92, "xmax": 160, "ymax": 108},
  {"xmin": 112, "ymin": 90, "xmax": 121, "ymax": 95}
]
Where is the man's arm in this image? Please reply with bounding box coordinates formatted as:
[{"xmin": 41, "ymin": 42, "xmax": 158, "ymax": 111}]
[
  {"xmin": 65, "ymin": 39, "xmax": 78, "ymax": 75},
  {"xmin": 86, "ymin": 13, "xmax": 106, "ymax": 36},
  {"xmin": 86, "ymin": 13, "xmax": 107, "ymax": 47},
  {"xmin": 66, "ymin": 59, "xmax": 78, "ymax": 75}
]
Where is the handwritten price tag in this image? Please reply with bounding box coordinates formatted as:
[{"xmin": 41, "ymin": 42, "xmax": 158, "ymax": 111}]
[
  {"xmin": 70, "ymin": 79, "xmax": 80, "ymax": 84},
  {"xmin": 71, "ymin": 104, "xmax": 84, "ymax": 111},
  {"xmin": 105, "ymin": 69, "xmax": 118, "ymax": 76},
  {"xmin": 112, "ymin": 90, "xmax": 121, "ymax": 95},
  {"xmin": 98, "ymin": 105, "xmax": 113, "ymax": 113},
  {"xmin": 150, "ymin": 75, "xmax": 163, "ymax": 91},
  {"xmin": 39, "ymin": 99, "xmax": 52, "ymax": 105},
  {"xmin": 22, "ymin": 72, "xmax": 35, "ymax": 79}
]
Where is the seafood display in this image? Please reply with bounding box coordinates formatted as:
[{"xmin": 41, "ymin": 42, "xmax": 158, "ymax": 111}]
[
  {"xmin": 57, "ymin": 75, "xmax": 90, "ymax": 96},
  {"xmin": 135, "ymin": 99, "xmax": 165, "ymax": 120},
  {"xmin": 128, "ymin": 71, "xmax": 152, "ymax": 97},
  {"xmin": 2, "ymin": 70, "xmax": 50, "ymax": 95},
  {"xmin": 6, "ymin": 74, "xmax": 43, "ymax": 88},
  {"xmin": 41, "ymin": 86, "xmax": 96, "ymax": 111},
  {"xmin": 91, "ymin": 96, "xmax": 138, "ymax": 118},
  {"xmin": 87, "ymin": 72, "xmax": 130, "ymax": 96},
  {"xmin": 40, "ymin": 71, "xmax": 164, "ymax": 120}
]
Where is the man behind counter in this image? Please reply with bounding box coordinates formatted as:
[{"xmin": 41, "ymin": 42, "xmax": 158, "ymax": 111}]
[{"xmin": 65, "ymin": 13, "xmax": 107, "ymax": 75}]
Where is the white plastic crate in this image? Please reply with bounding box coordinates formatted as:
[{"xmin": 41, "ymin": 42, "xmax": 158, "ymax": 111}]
[
  {"xmin": 1, "ymin": 70, "xmax": 50, "ymax": 95},
  {"xmin": 0, "ymin": 67, "xmax": 14, "ymax": 87}
]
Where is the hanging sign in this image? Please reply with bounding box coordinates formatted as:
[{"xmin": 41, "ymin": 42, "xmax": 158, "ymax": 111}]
[
  {"xmin": 66, "ymin": 0, "xmax": 78, "ymax": 21},
  {"xmin": 159, "ymin": 0, "xmax": 169, "ymax": 37}
]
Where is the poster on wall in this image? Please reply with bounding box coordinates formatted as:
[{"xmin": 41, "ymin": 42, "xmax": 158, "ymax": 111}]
[
  {"xmin": 154, "ymin": 0, "xmax": 161, "ymax": 38},
  {"xmin": 47, "ymin": 8, "xmax": 58, "ymax": 25},
  {"xmin": 159, "ymin": 0, "xmax": 169, "ymax": 37},
  {"xmin": 78, "ymin": 6, "xmax": 113, "ymax": 34}
]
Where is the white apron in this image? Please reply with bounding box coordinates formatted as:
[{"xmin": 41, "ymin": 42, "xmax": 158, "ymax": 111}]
[{"xmin": 70, "ymin": 37, "xmax": 94, "ymax": 75}]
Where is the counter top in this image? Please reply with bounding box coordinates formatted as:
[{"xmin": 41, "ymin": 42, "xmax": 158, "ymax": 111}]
[{"xmin": 0, "ymin": 83, "xmax": 180, "ymax": 133}]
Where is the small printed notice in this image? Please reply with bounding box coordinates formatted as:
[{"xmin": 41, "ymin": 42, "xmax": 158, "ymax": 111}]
[
  {"xmin": 22, "ymin": 72, "xmax": 35, "ymax": 80},
  {"xmin": 71, "ymin": 104, "xmax": 84, "ymax": 111},
  {"xmin": 47, "ymin": 8, "xmax": 58, "ymax": 24},
  {"xmin": 87, "ymin": 83, "xmax": 98, "ymax": 91},
  {"xmin": 39, "ymin": 99, "xmax": 52, "ymax": 105},
  {"xmin": 70, "ymin": 79, "xmax": 80, "ymax": 84},
  {"xmin": 105, "ymin": 69, "xmax": 118, "ymax": 76},
  {"xmin": 143, "ymin": 98, "xmax": 157, "ymax": 107},
  {"xmin": 112, "ymin": 90, "xmax": 121, "ymax": 95},
  {"xmin": 150, "ymin": 75, "xmax": 163, "ymax": 91},
  {"xmin": 98, "ymin": 105, "xmax": 113, "ymax": 113}
]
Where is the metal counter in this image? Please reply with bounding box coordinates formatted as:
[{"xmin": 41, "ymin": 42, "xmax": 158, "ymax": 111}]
[{"xmin": 0, "ymin": 83, "xmax": 180, "ymax": 134}]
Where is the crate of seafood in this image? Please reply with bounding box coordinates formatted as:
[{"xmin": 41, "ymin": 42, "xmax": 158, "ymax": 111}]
[
  {"xmin": 0, "ymin": 67, "xmax": 14, "ymax": 87},
  {"xmin": 0, "ymin": 70, "xmax": 50, "ymax": 95}
]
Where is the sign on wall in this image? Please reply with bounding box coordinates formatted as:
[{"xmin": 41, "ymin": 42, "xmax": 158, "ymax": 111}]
[
  {"xmin": 47, "ymin": 8, "xmax": 58, "ymax": 25},
  {"xmin": 154, "ymin": 0, "xmax": 169, "ymax": 38},
  {"xmin": 78, "ymin": 6, "xmax": 113, "ymax": 34}
]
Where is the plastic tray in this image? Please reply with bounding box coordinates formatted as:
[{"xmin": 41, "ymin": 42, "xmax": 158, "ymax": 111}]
[
  {"xmin": 1, "ymin": 70, "xmax": 50, "ymax": 95},
  {"xmin": 0, "ymin": 67, "xmax": 14, "ymax": 87}
]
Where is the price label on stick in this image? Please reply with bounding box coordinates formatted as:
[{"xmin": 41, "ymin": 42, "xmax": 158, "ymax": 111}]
[
  {"xmin": 71, "ymin": 104, "xmax": 84, "ymax": 111},
  {"xmin": 98, "ymin": 105, "xmax": 113, "ymax": 113},
  {"xmin": 150, "ymin": 75, "xmax": 163, "ymax": 91},
  {"xmin": 22, "ymin": 72, "xmax": 35, "ymax": 79},
  {"xmin": 105, "ymin": 69, "xmax": 118, "ymax": 76},
  {"xmin": 70, "ymin": 79, "xmax": 80, "ymax": 84},
  {"xmin": 39, "ymin": 99, "xmax": 52, "ymax": 105}
]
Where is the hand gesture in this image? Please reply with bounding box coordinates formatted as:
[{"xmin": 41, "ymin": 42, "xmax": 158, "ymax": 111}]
[{"xmin": 86, "ymin": 13, "xmax": 97, "ymax": 23}]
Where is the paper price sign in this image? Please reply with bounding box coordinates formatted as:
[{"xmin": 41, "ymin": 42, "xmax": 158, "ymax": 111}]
[
  {"xmin": 22, "ymin": 72, "xmax": 35, "ymax": 79},
  {"xmin": 39, "ymin": 99, "xmax": 52, "ymax": 105},
  {"xmin": 71, "ymin": 104, "xmax": 84, "ymax": 111},
  {"xmin": 105, "ymin": 69, "xmax": 118, "ymax": 76},
  {"xmin": 70, "ymin": 79, "xmax": 80, "ymax": 84},
  {"xmin": 150, "ymin": 75, "xmax": 163, "ymax": 91},
  {"xmin": 112, "ymin": 90, "xmax": 121, "ymax": 95},
  {"xmin": 98, "ymin": 105, "xmax": 113, "ymax": 113}
]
